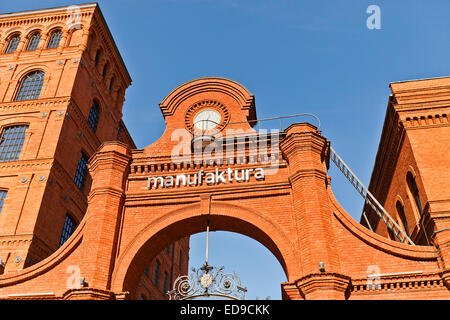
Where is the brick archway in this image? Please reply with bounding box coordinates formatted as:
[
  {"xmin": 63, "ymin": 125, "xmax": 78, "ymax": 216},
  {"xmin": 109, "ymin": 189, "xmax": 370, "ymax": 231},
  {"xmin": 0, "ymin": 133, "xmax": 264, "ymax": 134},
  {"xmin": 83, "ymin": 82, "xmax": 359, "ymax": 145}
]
[
  {"xmin": 0, "ymin": 77, "xmax": 449, "ymax": 300},
  {"xmin": 111, "ymin": 202, "xmax": 301, "ymax": 296}
]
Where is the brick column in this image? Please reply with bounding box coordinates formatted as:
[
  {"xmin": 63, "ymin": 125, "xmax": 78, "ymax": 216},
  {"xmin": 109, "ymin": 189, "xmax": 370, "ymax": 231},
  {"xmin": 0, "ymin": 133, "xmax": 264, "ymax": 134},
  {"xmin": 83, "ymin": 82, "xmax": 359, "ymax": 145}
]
[
  {"xmin": 13, "ymin": 38, "xmax": 26, "ymax": 59},
  {"xmin": 57, "ymin": 29, "xmax": 70, "ymax": 54},
  {"xmin": 431, "ymin": 215, "xmax": 450, "ymax": 289},
  {"xmin": 280, "ymin": 123, "xmax": 349, "ymax": 299},
  {"xmin": 79, "ymin": 141, "xmax": 131, "ymax": 293}
]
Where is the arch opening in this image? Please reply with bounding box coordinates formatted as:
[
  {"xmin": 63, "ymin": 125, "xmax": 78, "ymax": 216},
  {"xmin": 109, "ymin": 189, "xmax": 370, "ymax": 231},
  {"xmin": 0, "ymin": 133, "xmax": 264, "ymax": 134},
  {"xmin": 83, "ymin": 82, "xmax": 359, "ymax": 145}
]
[{"xmin": 113, "ymin": 210, "xmax": 298, "ymax": 299}]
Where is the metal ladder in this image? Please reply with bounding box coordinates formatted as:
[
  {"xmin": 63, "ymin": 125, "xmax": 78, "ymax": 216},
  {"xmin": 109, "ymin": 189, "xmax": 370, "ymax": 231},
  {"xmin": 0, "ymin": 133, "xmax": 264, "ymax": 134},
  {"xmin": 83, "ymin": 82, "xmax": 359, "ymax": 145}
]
[{"xmin": 329, "ymin": 146, "xmax": 414, "ymax": 245}]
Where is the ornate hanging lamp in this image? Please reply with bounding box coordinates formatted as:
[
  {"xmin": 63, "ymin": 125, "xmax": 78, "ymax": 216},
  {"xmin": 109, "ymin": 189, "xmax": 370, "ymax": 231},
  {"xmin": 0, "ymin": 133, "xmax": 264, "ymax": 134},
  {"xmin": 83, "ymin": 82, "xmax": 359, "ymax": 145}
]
[{"xmin": 168, "ymin": 222, "xmax": 247, "ymax": 300}]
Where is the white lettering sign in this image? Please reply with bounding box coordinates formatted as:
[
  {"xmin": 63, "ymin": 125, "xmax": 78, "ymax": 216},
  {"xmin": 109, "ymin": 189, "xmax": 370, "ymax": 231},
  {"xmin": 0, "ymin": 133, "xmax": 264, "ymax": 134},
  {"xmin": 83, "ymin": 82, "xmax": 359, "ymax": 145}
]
[{"xmin": 147, "ymin": 167, "xmax": 265, "ymax": 189}]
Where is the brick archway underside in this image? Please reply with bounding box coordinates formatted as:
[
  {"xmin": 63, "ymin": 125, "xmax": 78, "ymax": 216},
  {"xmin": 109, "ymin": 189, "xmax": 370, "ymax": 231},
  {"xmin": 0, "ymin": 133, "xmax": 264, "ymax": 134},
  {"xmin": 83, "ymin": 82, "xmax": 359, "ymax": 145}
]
[{"xmin": 111, "ymin": 202, "xmax": 299, "ymax": 296}]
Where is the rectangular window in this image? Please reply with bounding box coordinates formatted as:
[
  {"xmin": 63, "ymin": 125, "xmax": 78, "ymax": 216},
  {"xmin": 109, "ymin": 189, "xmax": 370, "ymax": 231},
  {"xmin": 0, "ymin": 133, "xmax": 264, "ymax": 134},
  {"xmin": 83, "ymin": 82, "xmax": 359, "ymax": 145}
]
[
  {"xmin": 154, "ymin": 260, "xmax": 160, "ymax": 286},
  {"xmin": 88, "ymin": 103, "xmax": 100, "ymax": 132},
  {"xmin": 74, "ymin": 153, "xmax": 88, "ymax": 189},
  {"xmin": 0, "ymin": 190, "xmax": 7, "ymax": 214},
  {"xmin": 59, "ymin": 214, "xmax": 77, "ymax": 247},
  {"xmin": 163, "ymin": 272, "xmax": 168, "ymax": 294},
  {"xmin": 0, "ymin": 125, "xmax": 28, "ymax": 162},
  {"xmin": 116, "ymin": 125, "xmax": 123, "ymax": 140}
]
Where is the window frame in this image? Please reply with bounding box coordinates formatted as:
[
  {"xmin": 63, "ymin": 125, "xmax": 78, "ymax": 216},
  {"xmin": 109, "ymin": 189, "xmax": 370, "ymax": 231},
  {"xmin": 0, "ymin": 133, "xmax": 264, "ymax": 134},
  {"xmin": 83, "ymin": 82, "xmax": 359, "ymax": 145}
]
[
  {"xmin": 14, "ymin": 70, "xmax": 45, "ymax": 101},
  {"xmin": 0, "ymin": 124, "xmax": 29, "ymax": 162},
  {"xmin": 74, "ymin": 152, "xmax": 89, "ymax": 190},
  {"xmin": 406, "ymin": 172, "xmax": 423, "ymax": 217},
  {"xmin": 94, "ymin": 48, "xmax": 102, "ymax": 67},
  {"xmin": 87, "ymin": 101, "xmax": 100, "ymax": 132},
  {"xmin": 26, "ymin": 31, "xmax": 41, "ymax": 51},
  {"xmin": 396, "ymin": 200, "xmax": 411, "ymax": 237},
  {"xmin": 47, "ymin": 29, "xmax": 62, "ymax": 49},
  {"xmin": 59, "ymin": 213, "xmax": 78, "ymax": 247},
  {"xmin": 5, "ymin": 33, "xmax": 21, "ymax": 54},
  {"xmin": 0, "ymin": 190, "xmax": 7, "ymax": 214}
]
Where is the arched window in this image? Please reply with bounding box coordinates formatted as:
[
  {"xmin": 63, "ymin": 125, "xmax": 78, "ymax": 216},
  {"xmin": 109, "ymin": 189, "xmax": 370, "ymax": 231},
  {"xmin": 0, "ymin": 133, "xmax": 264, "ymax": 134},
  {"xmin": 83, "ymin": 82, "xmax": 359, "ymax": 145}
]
[
  {"xmin": 407, "ymin": 172, "xmax": 423, "ymax": 216},
  {"xmin": 102, "ymin": 62, "xmax": 109, "ymax": 78},
  {"xmin": 5, "ymin": 34, "xmax": 20, "ymax": 53},
  {"xmin": 163, "ymin": 272, "xmax": 168, "ymax": 294},
  {"xmin": 88, "ymin": 101, "xmax": 100, "ymax": 132},
  {"xmin": 47, "ymin": 30, "xmax": 62, "ymax": 49},
  {"xmin": 0, "ymin": 125, "xmax": 29, "ymax": 162},
  {"xmin": 396, "ymin": 201, "xmax": 410, "ymax": 236},
  {"xmin": 74, "ymin": 152, "xmax": 89, "ymax": 190},
  {"xmin": 15, "ymin": 71, "xmax": 45, "ymax": 101},
  {"xmin": 59, "ymin": 214, "xmax": 77, "ymax": 247},
  {"xmin": 94, "ymin": 48, "xmax": 101, "ymax": 67},
  {"xmin": 109, "ymin": 76, "xmax": 115, "ymax": 91},
  {"xmin": 26, "ymin": 32, "xmax": 41, "ymax": 51},
  {"xmin": 154, "ymin": 260, "xmax": 160, "ymax": 286}
]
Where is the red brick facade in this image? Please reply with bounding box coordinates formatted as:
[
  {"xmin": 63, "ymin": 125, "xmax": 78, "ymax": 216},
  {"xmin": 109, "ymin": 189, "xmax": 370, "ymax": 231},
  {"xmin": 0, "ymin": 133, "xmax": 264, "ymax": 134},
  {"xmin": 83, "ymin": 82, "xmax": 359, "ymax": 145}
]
[
  {"xmin": 0, "ymin": 4, "xmax": 449, "ymax": 300},
  {"xmin": 0, "ymin": 3, "xmax": 188, "ymax": 300}
]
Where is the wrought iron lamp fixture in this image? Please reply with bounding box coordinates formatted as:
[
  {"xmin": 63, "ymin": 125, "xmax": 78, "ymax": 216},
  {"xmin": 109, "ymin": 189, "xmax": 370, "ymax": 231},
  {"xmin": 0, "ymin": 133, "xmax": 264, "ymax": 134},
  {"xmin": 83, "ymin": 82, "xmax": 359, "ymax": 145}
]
[{"xmin": 168, "ymin": 222, "xmax": 247, "ymax": 300}]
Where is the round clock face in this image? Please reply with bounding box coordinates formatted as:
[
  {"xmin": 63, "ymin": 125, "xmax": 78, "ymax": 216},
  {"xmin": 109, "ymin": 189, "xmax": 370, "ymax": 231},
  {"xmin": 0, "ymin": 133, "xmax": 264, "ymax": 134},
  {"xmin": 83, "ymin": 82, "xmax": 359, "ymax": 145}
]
[{"xmin": 193, "ymin": 109, "xmax": 221, "ymax": 130}]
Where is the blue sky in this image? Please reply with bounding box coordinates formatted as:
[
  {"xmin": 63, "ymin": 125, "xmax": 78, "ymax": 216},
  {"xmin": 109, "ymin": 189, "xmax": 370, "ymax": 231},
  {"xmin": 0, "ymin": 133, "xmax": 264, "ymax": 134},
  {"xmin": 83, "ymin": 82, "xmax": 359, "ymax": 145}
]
[{"xmin": 3, "ymin": 0, "xmax": 450, "ymax": 299}]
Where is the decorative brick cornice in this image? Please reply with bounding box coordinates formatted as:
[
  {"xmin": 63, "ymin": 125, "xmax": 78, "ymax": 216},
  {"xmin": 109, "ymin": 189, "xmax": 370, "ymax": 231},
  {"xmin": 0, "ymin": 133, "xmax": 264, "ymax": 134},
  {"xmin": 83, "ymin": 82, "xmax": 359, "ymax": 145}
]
[
  {"xmin": 62, "ymin": 287, "xmax": 115, "ymax": 300},
  {"xmin": 0, "ymin": 8, "xmax": 93, "ymax": 29},
  {"xmin": 280, "ymin": 130, "xmax": 326, "ymax": 156},
  {"xmin": 0, "ymin": 96, "xmax": 71, "ymax": 115},
  {"xmin": 351, "ymin": 272, "xmax": 445, "ymax": 294},
  {"xmin": 288, "ymin": 169, "xmax": 328, "ymax": 184},
  {"xmin": 0, "ymin": 158, "xmax": 53, "ymax": 174},
  {"xmin": 295, "ymin": 273, "xmax": 351, "ymax": 298},
  {"xmin": 159, "ymin": 77, "xmax": 255, "ymax": 120}
]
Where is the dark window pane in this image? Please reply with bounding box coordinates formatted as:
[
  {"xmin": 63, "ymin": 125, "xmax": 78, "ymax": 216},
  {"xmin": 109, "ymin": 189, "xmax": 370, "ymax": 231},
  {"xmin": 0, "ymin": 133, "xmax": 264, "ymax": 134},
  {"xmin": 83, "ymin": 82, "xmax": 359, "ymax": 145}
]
[
  {"xmin": 116, "ymin": 125, "xmax": 123, "ymax": 140},
  {"xmin": 74, "ymin": 153, "xmax": 88, "ymax": 189},
  {"xmin": 109, "ymin": 77, "xmax": 115, "ymax": 91},
  {"xmin": 102, "ymin": 63, "xmax": 109, "ymax": 78},
  {"xmin": 94, "ymin": 49, "xmax": 101, "ymax": 67},
  {"xmin": 0, "ymin": 125, "xmax": 28, "ymax": 162},
  {"xmin": 396, "ymin": 201, "xmax": 410, "ymax": 236},
  {"xmin": 154, "ymin": 260, "xmax": 160, "ymax": 286},
  {"xmin": 26, "ymin": 33, "xmax": 41, "ymax": 51},
  {"xmin": 47, "ymin": 30, "xmax": 62, "ymax": 49},
  {"xmin": 0, "ymin": 190, "xmax": 7, "ymax": 214},
  {"xmin": 88, "ymin": 102, "xmax": 100, "ymax": 132},
  {"xmin": 59, "ymin": 214, "xmax": 77, "ymax": 247},
  {"xmin": 5, "ymin": 35, "xmax": 20, "ymax": 53},
  {"xmin": 163, "ymin": 272, "xmax": 168, "ymax": 294},
  {"xmin": 15, "ymin": 71, "xmax": 44, "ymax": 101},
  {"xmin": 407, "ymin": 172, "xmax": 423, "ymax": 216}
]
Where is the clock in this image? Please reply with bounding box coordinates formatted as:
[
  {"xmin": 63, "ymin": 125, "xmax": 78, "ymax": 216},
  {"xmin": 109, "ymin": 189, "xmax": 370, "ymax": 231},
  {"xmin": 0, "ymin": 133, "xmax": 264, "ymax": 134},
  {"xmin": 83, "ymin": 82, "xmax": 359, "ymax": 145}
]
[
  {"xmin": 193, "ymin": 109, "xmax": 221, "ymax": 130},
  {"xmin": 184, "ymin": 100, "xmax": 230, "ymax": 133}
]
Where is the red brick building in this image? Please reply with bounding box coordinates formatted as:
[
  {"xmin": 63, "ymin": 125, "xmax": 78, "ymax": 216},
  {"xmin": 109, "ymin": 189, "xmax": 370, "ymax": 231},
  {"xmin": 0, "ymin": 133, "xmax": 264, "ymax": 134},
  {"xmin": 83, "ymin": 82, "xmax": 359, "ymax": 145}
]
[
  {"xmin": 0, "ymin": 3, "xmax": 449, "ymax": 300},
  {"xmin": 0, "ymin": 3, "xmax": 188, "ymax": 300}
]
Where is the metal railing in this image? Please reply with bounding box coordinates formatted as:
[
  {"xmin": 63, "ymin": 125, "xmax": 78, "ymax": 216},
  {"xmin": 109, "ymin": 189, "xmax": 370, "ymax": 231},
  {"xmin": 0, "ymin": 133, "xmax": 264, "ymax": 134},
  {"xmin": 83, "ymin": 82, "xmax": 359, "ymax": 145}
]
[{"xmin": 330, "ymin": 146, "xmax": 415, "ymax": 245}]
